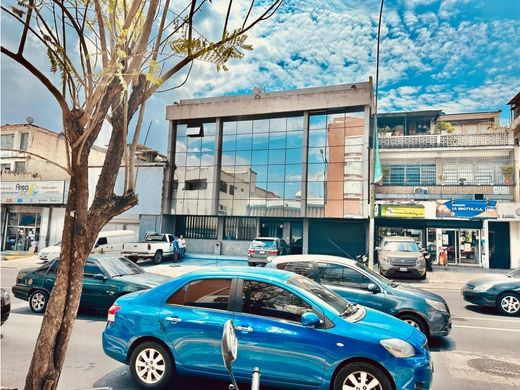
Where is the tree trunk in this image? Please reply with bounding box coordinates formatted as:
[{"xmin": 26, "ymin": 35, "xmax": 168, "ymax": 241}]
[{"xmin": 23, "ymin": 114, "xmax": 104, "ymax": 389}]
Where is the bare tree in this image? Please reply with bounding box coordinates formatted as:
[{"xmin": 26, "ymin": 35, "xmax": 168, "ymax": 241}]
[{"xmin": 1, "ymin": 1, "xmax": 283, "ymax": 388}]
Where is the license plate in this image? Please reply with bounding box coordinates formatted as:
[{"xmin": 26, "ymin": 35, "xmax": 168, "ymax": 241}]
[
  {"xmin": 399, "ymin": 267, "xmax": 408, "ymax": 272},
  {"xmin": 259, "ymin": 251, "xmax": 265, "ymax": 254}
]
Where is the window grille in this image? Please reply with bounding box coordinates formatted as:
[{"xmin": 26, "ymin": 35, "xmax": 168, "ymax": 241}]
[
  {"xmin": 185, "ymin": 216, "xmax": 218, "ymax": 239},
  {"xmin": 384, "ymin": 164, "xmax": 436, "ymax": 185},
  {"xmin": 224, "ymin": 217, "xmax": 256, "ymax": 240}
]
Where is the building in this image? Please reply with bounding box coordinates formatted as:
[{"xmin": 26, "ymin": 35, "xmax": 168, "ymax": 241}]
[
  {"xmin": 0, "ymin": 123, "xmax": 106, "ymax": 252},
  {"xmin": 376, "ymin": 110, "xmax": 517, "ymax": 269},
  {"xmin": 163, "ymin": 82, "xmax": 373, "ymax": 257}
]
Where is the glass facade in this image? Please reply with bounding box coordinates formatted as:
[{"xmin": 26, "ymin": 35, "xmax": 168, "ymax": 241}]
[{"xmin": 172, "ymin": 109, "xmax": 366, "ymax": 219}]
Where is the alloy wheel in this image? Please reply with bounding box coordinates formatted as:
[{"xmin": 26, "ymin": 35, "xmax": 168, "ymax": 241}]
[
  {"xmin": 501, "ymin": 295, "xmax": 520, "ymax": 314},
  {"xmin": 404, "ymin": 319, "xmax": 420, "ymax": 330},
  {"xmin": 30, "ymin": 292, "xmax": 46, "ymax": 312},
  {"xmin": 135, "ymin": 347, "xmax": 166, "ymax": 384},
  {"xmin": 343, "ymin": 370, "xmax": 382, "ymax": 390}
]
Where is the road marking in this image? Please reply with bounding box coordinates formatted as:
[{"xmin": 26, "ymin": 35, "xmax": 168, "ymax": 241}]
[
  {"xmin": 453, "ymin": 316, "xmax": 520, "ymax": 323},
  {"xmin": 453, "ymin": 324, "xmax": 520, "ymax": 332}
]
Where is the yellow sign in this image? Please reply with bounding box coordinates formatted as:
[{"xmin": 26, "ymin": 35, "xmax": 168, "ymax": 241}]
[{"xmin": 379, "ymin": 204, "xmax": 425, "ymax": 219}]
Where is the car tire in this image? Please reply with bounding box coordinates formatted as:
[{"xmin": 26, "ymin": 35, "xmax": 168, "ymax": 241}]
[
  {"xmin": 29, "ymin": 290, "xmax": 49, "ymax": 313},
  {"xmin": 130, "ymin": 341, "xmax": 173, "ymax": 389},
  {"xmin": 496, "ymin": 292, "xmax": 520, "ymax": 316},
  {"xmin": 153, "ymin": 251, "xmax": 163, "ymax": 265},
  {"xmin": 420, "ymin": 272, "xmax": 427, "ymax": 280},
  {"xmin": 333, "ymin": 362, "xmax": 392, "ymax": 390},
  {"xmin": 398, "ymin": 313, "xmax": 428, "ymax": 336}
]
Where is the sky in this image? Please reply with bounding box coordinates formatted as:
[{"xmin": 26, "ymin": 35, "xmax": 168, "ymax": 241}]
[{"xmin": 1, "ymin": 0, "xmax": 520, "ymax": 154}]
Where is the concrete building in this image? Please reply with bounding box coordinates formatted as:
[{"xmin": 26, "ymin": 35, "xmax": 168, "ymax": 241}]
[
  {"xmin": 163, "ymin": 82, "xmax": 374, "ymax": 257},
  {"xmin": 376, "ymin": 110, "xmax": 517, "ymax": 269},
  {"xmin": 0, "ymin": 123, "xmax": 106, "ymax": 252}
]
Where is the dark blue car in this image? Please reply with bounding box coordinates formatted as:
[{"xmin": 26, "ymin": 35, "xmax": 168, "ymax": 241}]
[
  {"xmin": 103, "ymin": 267, "xmax": 432, "ymax": 390},
  {"xmin": 266, "ymin": 255, "xmax": 451, "ymax": 338}
]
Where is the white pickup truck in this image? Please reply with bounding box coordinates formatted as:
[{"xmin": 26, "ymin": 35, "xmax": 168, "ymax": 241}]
[{"xmin": 121, "ymin": 233, "xmax": 176, "ymax": 264}]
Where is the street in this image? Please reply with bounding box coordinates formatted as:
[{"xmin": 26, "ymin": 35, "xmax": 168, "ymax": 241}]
[{"xmin": 2, "ymin": 260, "xmax": 520, "ymax": 390}]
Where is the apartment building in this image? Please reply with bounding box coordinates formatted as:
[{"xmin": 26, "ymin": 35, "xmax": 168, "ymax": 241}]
[{"xmin": 375, "ymin": 110, "xmax": 517, "ymax": 269}]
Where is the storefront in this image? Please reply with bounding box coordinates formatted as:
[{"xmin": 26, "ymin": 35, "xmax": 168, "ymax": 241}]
[
  {"xmin": 1, "ymin": 180, "xmax": 68, "ymax": 252},
  {"xmin": 376, "ymin": 200, "xmax": 503, "ymax": 268}
]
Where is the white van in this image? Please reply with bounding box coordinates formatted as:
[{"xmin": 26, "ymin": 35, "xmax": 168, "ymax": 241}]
[{"xmin": 39, "ymin": 230, "xmax": 137, "ymax": 261}]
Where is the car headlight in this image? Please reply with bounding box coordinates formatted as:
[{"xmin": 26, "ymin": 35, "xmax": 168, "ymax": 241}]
[
  {"xmin": 473, "ymin": 282, "xmax": 494, "ymax": 292},
  {"xmin": 380, "ymin": 338, "xmax": 415, "ymax": 358},
  {"xmin": 2, "ymin": 290, "xmax": 10, "ymax": 305},
  {"xmin": 416, "ymin": 255, "xmax": 424, "ymax": 265},
  {"xmin": 426, "ymin": 298, "xmax": 448, "ymax": 312}
]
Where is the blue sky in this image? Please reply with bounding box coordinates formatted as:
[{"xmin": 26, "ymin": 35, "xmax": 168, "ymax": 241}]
[{"xmin": 2, "ymin": 0, "xmax": 520, "ymax": 154}]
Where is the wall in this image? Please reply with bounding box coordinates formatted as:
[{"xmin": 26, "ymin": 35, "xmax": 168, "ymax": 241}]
[
  {"xmin": 510, "ymin": 222, "xmax": 520, "ymax": 268},
  {"xmin": 183, "ymin": 238, "xmax": 250, "ymax": 257}
]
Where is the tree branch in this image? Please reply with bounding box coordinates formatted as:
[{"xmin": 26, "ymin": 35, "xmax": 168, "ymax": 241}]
[
  {"xmin": 17, "ymin": 0, "xmax": 35, "ymax": 55},
  {"xmin": 222, "ymin": 0, "xmax": 233, "ymax": 39},
  {"xmin": 1, "ymin": 46, "xmax": 69, "ymax": 115}
]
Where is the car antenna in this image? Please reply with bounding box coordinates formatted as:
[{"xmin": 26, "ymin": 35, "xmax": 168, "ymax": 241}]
[{"xmin": 327, "ymin": 238, "xmax": 354, "ymax": 259}]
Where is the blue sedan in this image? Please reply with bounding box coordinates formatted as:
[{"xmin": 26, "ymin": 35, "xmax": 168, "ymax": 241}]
[{"xmin": 103, "ymin": 267, "xmax": 432, "ymax": 390}]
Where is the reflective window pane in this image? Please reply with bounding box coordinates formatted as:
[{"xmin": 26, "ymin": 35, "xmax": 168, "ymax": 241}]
[
  {"xmin": 201, "ymin": 137, "xmax": 216, "ymax": 152},
  {"xmin": 187, "ymin": 137, "xmax": 202, "ymax": 152},
  {"xmin": 309, "ymin": 130, "xmax": 326, "ymax": 148},
  {"xmin": 286, "ymin": 131, "xmax": 303, "ymax": 149},
  {"xmin": 177, "ymin": 124, "xmax": 187, "ymax": 137},
  {"xmin": 175, "ymin": 152, "xmax": 187, "ymax": 167},
  {"xmin": 176, "ymin": 136, "xmax": 188, "ymax": 153},
  {"xmin": 286, "ymin": 148, "xmax": 303, "ymax": 165},
  {"xmin": 235, "ymin": 150, "xmax": 252, "ymax": 166},
  {"xmin": 252, "ymin": 133, "xmax": 269, "ymax": 150},
  {"xmin": 204, "ymin": 122, "xmax": 217, "ymax": 136},
  {"xmin": 186, "ymin": 152, "xmax": 201, "ymax": 166},
  {"xmin": 221, "ymin": 151, "xmax": 236, "ymax": 166},
  {"xmin": 309, "ymin": 115, "xmax": 326, "ymax": 130},
  {"xmin": 222, "ymin": 135, "xmax": 236, "ymax": 151},
  {"xmin": 285, "ymin": 164, "xmax": 302, "ymax": 182},
  {"xmin": 268, "ymin": 149, "xmax": 285, "ymax": 165},
  {"xmin": 269, "ymin": 117, "xmax": 286, "ymax": 133},
  {"xmin": 236, "ymin": 134, "xmax": 252, "ymax": 150},
  {"xmin": 237, "ymin": 120, "xmax": 253, "ymax": 134},
  {"xmin": 287, "ymin": 116, "xmax": 304, "ymax": 131},
  {"xmin": 269, "ymin": 132, "xmax": 286, "ymax": 149},
  {"xmin": 268, "ymin": 165, "xmax": 285, "ymax": 182},
  {"xmin": 284, "ymin": 181, "xmax": 302, "ymax": 200},
  {"xmin": 252, "ymin": 165, "xmax": 268, "ymax": 182},
  {"xmin": 223, "ymin": 121, "xmax": 237, "ymax": 135},
  {"xmin": 251, "ymin": 150, "xmax": 268, "ymax": 165},
  {"xmin": 253, "ymin": 119, "xmax": 269, "ymax": 134}
]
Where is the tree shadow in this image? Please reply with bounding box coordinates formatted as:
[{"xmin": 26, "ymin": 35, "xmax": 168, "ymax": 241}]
[
  {"xmin": 463, "ymin": 304, "xmax": 501, "ymax": 316},
  {"xmin": 10, "ymin": 305, "xmax": 107, "ymax": 322}
]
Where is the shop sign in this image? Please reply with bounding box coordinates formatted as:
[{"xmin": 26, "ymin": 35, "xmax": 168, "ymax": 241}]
[
  {"xmin": 497, "ymin": 202, "xmax": 520, "ymax": 221},
  {"xmin": 1, "ymin": 181, "xmax": 67, "ymax": 204},
  {"xmin": 379, "ymin": 204, "xmax": 425, "ymax": 218},
  {"xmin": 436, "ymin": 199, "xmax": 497, "ymax": 219}
]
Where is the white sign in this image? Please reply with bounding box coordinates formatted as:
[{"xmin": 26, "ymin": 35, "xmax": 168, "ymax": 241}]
[
  {"xmin": 1, "ymin": 181, "xmax": 67, "ymax": 204},
  {"xmin": 497, "ymin": 202, "xmax": 520, "ymax": 221}
]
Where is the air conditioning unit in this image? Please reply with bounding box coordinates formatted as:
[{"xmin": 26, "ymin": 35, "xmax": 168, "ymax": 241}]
[{"xmin": 413, "ymin": 187, "xmax": 429, "ymax": 194}]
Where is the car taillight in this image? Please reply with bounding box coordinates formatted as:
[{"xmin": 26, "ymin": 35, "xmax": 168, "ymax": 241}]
[
  {"xmin": 107, "ymin": 305, "xmax": 121, "ymax": 323},
  {"xmin": 248, "ymin": 249, "xmax": 256, "ymax": 254},
  {"xmin": 267, "ymin": 250, "xmax": 278, "ymax": 255},
  {"xmin": 148, "ymin": 243, "xmax": 151, "ymax": 250}
]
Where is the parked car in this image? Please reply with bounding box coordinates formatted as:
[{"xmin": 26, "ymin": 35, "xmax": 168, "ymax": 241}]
[
  {"xmin": 39, "ymin": 230, "xmax": 137, "ymax": 261},
  {"xmin": 266, "ymin": 254, "xmax": 451, "ymax": 338},
  {"xmin": 103, "ymin": 267, "xmax": 432, "ymax": 390},
  {"xmin": 462, "ymin": 267, "xmax": 520, "ymax": 316},
  {"xmin": 247, "ymin": 237, "xmax": 290, "ymax": 266},
  {"xmin": 12, "ymin": 256, "xmax": 171, "ymax": 313},
  {"xmin": 122, "ymin": 233, "xmax": 176, "ymax": 264},
  {"xmin": 1, "ymin": 288, "xmax": 10, "ymax": 325},
  {"xmin": 378, "ymin": 236, "xmax": 426, "ymax": 279}
]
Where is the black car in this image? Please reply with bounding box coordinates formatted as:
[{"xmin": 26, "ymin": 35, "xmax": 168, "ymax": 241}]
[
  {"xmin": 462, "ymin": 268, "xmax": 520, "ymax": 316},
  {"xmin": 1, "ymin": 288, "xmax": 10, "ymax": 325},
  {"xmin": 12, "ymin": 256, "xmax": 172, "ymax": 313}
]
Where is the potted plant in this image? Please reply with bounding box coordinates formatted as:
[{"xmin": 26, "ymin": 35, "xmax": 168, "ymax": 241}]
[
  {"xmin": 501, "ymin": 165, "xmax": 515, "ymax": 185},
  {"xmin": 436, "ymin": 121, "xmax": 455, "ymax": 134}
]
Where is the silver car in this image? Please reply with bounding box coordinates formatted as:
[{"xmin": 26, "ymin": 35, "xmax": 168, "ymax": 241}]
[
  {"xmin": 247, "ymin": 237, "xmax": 290, "ymax": 266},
  {"xmin": 378, "ymin": 236, "xmax": 426, "ymax": 279}
]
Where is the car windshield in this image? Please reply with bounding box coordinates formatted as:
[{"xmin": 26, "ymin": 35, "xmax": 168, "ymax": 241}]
[
  {"xmin": 251, "ymin": 239, "xmax": 276, "ymax": 248},
  {"xmin": 383, "ymin": 241, "xmax": 419, "ymax": 252},
  {"xmin": 286, "ymin": 275, "xmax": 358, "ymax": 317},
  {"xmin": 354, "ymin": 261, "xmax": 394, "ymax": 287},
  {"xmin": 145, "ymin": 234, "xmax": 166, "ymax": 242},
  {"xmin": 101, "ymin": 257, "xmax": 144, "ymax": 277},
  {"xmin": 507, "ymin": 268, "xmax": 520, "ymax": 278}
]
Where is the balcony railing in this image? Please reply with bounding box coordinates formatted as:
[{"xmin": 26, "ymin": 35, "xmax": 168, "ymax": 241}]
[
  {"xmin": 379, "ymin": 132, "xmax": 514, "ymax": 149},
  {"xmin": 375, "ymin": 185, "xmax": 514, "ymax": 201}
]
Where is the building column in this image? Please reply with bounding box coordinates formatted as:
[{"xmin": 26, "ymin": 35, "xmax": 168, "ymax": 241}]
[
  {"xmin": 212, "ymin": 118, "xmax": 223, "ymax": 215},
  {"xmin": 303, "ymin": 218, "xmax": 309, "ymax": 254},
  {"xmin": 481, "ymin": 219, "xmax": 489, "ymax": 269}
]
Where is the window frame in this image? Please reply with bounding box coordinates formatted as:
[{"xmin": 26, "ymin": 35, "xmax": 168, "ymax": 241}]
[{"xmin": 165, "ymin": 278, "xmax": 237, "ymax": 312}]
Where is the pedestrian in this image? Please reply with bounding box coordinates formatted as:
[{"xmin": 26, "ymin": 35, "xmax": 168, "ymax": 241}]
[
  {"xmin": 171, "ymin": 235, "xmax": 179, "ymax": 262},
  {"xmin": 178, "ymin": 234, "xmax": 186, "ymax": 261}
]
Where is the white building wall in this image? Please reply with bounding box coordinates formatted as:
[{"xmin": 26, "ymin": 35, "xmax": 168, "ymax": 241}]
[{"xmin": 510, "ymin": 222, "xmax": 520, "ymax": 269}]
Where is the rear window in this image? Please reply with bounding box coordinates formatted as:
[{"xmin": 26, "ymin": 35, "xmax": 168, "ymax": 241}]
[
  {"xmin": 145, "ymin": 234, "xmax": 167, "ymax": 242},
  {"xmin": 277, "ymin": 261, "xmax": 316, "ymax": 279},
  {"xmin": 167, "ymin": 279, "xmax": 232, "ymax": 311},
  {"xmin": 383, "ymin": 241, "xmax": 419, "ymax": 252},
  {"xmin": 251, "ymin": 239, "xmax": 276, "ymax": 248}
]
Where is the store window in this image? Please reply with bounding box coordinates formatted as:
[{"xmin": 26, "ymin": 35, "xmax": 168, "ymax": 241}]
[{"xmin": 3, "ymin": 212, "xmax": 41, "ymax": 252}]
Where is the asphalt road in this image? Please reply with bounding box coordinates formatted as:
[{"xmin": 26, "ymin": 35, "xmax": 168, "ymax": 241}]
[{"xmin": 2, "ymin": 264, "xmax": 520, "ymax": 390}]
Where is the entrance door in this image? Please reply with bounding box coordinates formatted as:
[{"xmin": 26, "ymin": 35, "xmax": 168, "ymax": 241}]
[
  {"xmin": 489, "ymin": 222, "xmax": 510, "ymax": 269},
  {"xmin": 443, "ymin": 230, "xmax": 458, "ymax": 264}
]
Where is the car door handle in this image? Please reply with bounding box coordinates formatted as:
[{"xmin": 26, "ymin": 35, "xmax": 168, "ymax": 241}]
[
  {"xmin": 234, "ymin": 325, "xmax": 253, "ymax": 333},
  {"xmin": 165, "ymin": 316, "xmax": 182, "ymax": 323}
]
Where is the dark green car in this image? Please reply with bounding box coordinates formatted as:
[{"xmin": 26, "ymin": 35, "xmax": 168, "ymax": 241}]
[{"xmin": 12, "ymin": 256, "xmax": 172, "ymax": 313}]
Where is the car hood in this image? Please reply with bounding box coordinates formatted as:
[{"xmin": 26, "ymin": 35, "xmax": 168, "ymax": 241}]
[
  {"xmin": 466, "ymin": 275, "xmax": 513, "ymax": 286},
  {"xmin": 113, "ymin": 272, "xmax": 171, "ymax": 287},
  {"xmin": 352, "ymin": 306, "xmax": 416, "ymax": 341},
  {"xmin": 394, "ymin": 283, "xmax": 447, "ymax": 303}
]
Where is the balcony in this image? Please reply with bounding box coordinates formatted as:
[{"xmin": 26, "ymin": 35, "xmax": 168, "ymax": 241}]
[
  {"xmin": 379, "ymin": 132, "xmax": 514, "ymax": 149},
  {"xmin": 375, "ymin": 185, "xmax": 514, "ymax": 201}
]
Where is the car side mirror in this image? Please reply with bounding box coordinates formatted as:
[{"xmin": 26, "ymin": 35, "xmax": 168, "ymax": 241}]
[
  {"xmin": 301, "ymin": 312, "xmax": 321, "ymax": 327},
  {"xmin": 94, "ymin": 273, "xmax": 107, "ymax": 281},
  {"xmin": 367, "ymin": 283, "xmax": 380, "ymax": 294},
  {"xmin": 221, "ymin": 320, "xmax": 239, "ymax": 389}
]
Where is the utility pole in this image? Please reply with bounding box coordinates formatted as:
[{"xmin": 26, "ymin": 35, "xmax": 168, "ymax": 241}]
[{"xmin": 368, "ymin": 0, "xmax": 385, "ymax": 270}]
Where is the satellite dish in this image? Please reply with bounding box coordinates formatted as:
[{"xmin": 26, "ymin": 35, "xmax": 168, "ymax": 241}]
[{"xmin": 26, "ymin": 116, "xmax": 34, "ymax": 124}]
